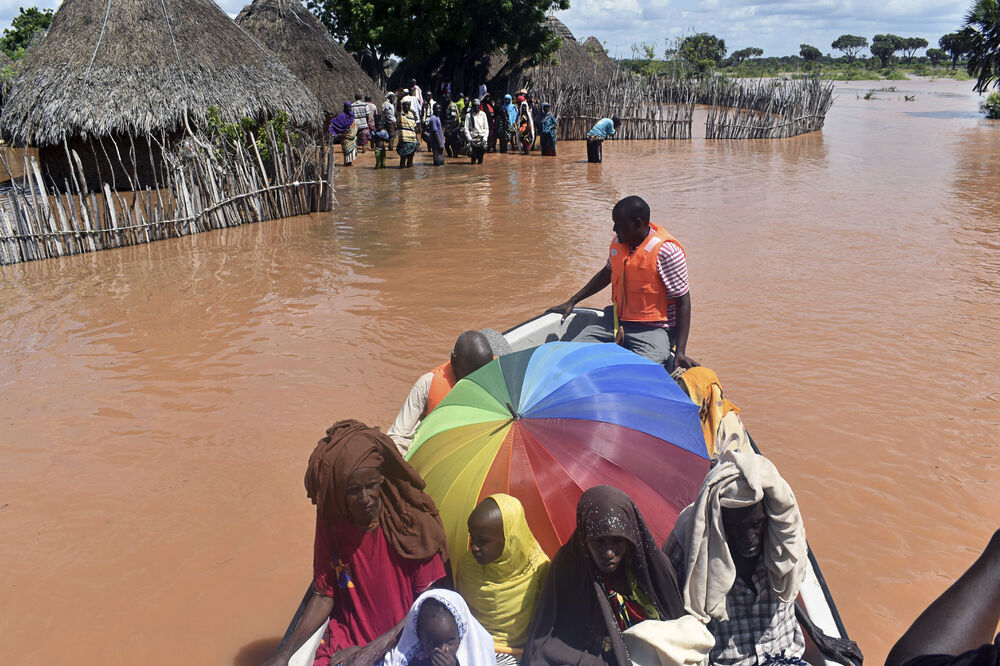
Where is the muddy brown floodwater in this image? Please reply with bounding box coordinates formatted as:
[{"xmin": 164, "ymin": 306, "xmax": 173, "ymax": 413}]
[{"xmin": 1, "ymin": 78, "xmax": 998, "ymax": 665}]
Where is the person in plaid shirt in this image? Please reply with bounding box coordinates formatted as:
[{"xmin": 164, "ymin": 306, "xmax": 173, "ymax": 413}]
[{"xmin": 664, "ymin": 452, "xmax": 861, "ymax": 666}]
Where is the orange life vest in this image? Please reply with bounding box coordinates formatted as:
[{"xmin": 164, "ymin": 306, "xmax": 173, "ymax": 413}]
[
  {"xmin": 609, "ymin": 222, "xmax": 685, "ymax": 323},
  {"xmin": 425, "ymin": 361, "xmax": 458, "ymax": 416}
]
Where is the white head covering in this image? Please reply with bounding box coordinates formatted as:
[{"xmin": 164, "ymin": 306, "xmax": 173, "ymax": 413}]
[
  {"xmin": 675, "ymin": 450, "xmax": 807, "ymax": 623},
  {"xmin": 380, "ymin": 589, "xmax": 496, "ymax": 666}
]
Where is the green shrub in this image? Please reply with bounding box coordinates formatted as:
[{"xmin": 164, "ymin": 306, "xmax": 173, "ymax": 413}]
[
  {"xmin": 982, "ymin": 92, "xmax": 1000, "ymax": 119},
  {"xmin": 882, "ymin": 69, "xmax": 908, "ymax": 80},
  {"xmin": 205, "ymin": 106, "xmax": 293, "ymax": 163}
]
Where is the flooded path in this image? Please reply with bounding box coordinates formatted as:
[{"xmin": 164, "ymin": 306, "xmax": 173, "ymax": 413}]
[{"xmin": 1, "ymin": 78, "xmax": 998, "ymax": 664}]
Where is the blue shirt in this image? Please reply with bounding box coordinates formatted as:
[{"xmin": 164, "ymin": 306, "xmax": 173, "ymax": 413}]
[
  {"xmin": 428, "ymin": 115, "xmax": 445, "ymax": 147},
  {"xmin": 588, "ymin": 117, "xmax": 616, "ymax": 139}
]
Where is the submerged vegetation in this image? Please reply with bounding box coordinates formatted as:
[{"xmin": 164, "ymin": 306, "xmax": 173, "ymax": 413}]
[{"xmin": 982, "ymin": 91, "xmax": 1000, "ymax": 118}]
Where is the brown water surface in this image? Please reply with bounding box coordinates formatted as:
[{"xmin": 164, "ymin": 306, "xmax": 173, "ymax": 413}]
[{"xmin": 2, "ymin": 78, "xmax": 998, "ymax": 665}]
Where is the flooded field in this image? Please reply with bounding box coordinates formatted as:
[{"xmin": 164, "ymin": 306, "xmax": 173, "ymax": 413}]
[{"xmin": 1, "ymin": 77, "xmax": 998, "ymax": 665}]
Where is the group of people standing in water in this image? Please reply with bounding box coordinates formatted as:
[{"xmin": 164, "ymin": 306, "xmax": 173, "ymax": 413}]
[{"xmin": 326, "ymin": 79, "xmax": 619, "ymax": 169}]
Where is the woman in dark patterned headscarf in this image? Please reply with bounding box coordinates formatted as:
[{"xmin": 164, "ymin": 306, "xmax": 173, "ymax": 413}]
[{"xmin": 522, "ymin": 486, "xmax": 685, "ymax": 666}]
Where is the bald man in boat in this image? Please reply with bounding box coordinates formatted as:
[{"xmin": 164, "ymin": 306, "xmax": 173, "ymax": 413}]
[
  {"xmin": 549, "ymin": 195, "xmax": 698, "ymax": 371},
  {"xmin": 387, "ymin": 330, "xmax": 494, "ymax": 454}
]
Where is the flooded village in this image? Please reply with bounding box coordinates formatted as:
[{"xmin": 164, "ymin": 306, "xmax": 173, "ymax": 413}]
[{"xmin": 0, "ymin": 0, "xmax": 998, "ymax": 665}]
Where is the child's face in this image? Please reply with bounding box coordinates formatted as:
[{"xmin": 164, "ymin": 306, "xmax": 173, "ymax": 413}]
[
  {"xmin": 468, "ymin": 506, "xmax": 505, "ymax": 565},
  {"xmin": 417, "ymin": 607, "xmax": 460, "ymax": 666}
]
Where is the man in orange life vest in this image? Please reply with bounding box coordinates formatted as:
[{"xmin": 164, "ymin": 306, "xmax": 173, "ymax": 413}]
[
  {"xmin": 549, "ymin": 195, "xmax": 699, "ymax": 371},
  {"xmin": 386, "ymin": 330, "xmax": 494, "ymax": 454}
]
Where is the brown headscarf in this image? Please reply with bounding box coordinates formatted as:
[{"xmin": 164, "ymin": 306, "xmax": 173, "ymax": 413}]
[
  {"xmin": 523, "ymin": 486, "xmax": 685, "ymax": 666},
  {"xmin": 304, "ymin": 419, "xmax": 448, "ymax": 561}
]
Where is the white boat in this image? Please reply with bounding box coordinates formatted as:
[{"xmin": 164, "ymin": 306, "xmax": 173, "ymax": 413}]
[{"xmin": 280, "ymin": 307, "xmax": 857, "ymax": 666}]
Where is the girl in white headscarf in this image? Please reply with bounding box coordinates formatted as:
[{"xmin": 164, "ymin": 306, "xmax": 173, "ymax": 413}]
[{"xmin": 380, "ymin": 589, "xmax": 496, "ymax": 666}]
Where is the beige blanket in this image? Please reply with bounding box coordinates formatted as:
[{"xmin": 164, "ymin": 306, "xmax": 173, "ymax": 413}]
[{"xmin": 674, "ymin": 450, "xmax": 807, "ymax": 623}]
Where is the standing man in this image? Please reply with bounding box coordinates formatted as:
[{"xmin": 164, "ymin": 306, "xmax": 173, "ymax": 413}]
[
  {"xmin": 586, "ymin": 115, "xmax": 620, "ymax": 163},
  {"xmin": 409, "ymin": 78, "xmax": 424, "ymax": 115},
  {"xmin": 428, "ymin": 103, "xmax": 446, "ymax": 167},
  {"xmin": 351, "ymin": 93, "xmax": 371, "ymax": 153},
  {"xmin": 382, "ymin": 92, "xmax": 397, "ymax": 150},
  {"xmin": 465, "ymin": 99, "xmax": 489, "ymax": 164},
  {"xmin": 539, "ymin": 102, "xmax": 557, "ymax": 156},
  {"xmin": 549, "ymin": 195, "xmax": 697, "ymax": 370},
  {"xmin": 443, "ymin": 95, "xmax": 461, "ymax": 158},
  {"xmin": 497, "ymin": 94, "xmax": 516, "ymax": 153}
]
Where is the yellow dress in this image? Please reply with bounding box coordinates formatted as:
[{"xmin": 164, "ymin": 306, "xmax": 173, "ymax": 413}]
[{"xmin": 455, "ymin": 493, "xmax": 550, "ymax": 655}]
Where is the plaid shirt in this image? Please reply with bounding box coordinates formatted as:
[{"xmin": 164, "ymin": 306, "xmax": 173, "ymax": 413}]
[{"xmin": 668, "ymin": 542, "xmax": 804, "ymax": 666}]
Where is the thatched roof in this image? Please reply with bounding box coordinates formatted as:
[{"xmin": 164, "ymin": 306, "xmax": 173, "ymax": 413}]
[
  {"xmin": 0, "ymin": 0, "xmax": 321, "ymax": 146},
  {"xmin": 547, "ymin": 17, "xmax": 576, "ymax": 43},
  {"xmin": 490, "ymin": 16, "xmax": 620, "ymax": 91},
  {"xmin": 235, "ymin": 0, "xmax": 381, "ymax": 117}
]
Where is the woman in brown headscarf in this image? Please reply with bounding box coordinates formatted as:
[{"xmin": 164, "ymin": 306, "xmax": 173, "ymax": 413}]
[
  {"xmin": 263, "ymin": 420, "xmax": 448, "ymax": 666},
  {"xmin": 522, "ymin": 486, "xmax": 685, "ymax": 666}
]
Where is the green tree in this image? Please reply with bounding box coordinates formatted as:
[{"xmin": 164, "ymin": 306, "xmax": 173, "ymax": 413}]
[
  {"xmin": 831, "ymin": 34, "xmax": 868, "ymax": 62},
  {"xmin": 926, "ymin": 47, "xmax": 947, "ymax": 65},
  {"xmin": 306, "ymin": 0, "xmax": 569, "ymax": 86},
  {"xmin": 0, "ymin": 6, "xmax": 53, "ymax": 60},
  {"xmin": 729, "ymin": 46, "xmax": 763, "ymax": 66},
  {"xmin": 871, "ymin": 33, "xmax": 904, "ymax": 67},
  {"xmin": 900, "ymin": 36, "xmax": 929, "ymax": 62},
  {"xmin": 679, "ymin": 32, "xmax": 726, "ymax": 73},
  {"xmin": 963, "ymin": 0, "xmax": 1000, "ymax": 92},
  {"xmin": 940, "ymin": 29, "xmax": 977, "ymax": 69},
  {"xmin": 799, "ymin": 43, "xmax": 822, "ymax": 61}
]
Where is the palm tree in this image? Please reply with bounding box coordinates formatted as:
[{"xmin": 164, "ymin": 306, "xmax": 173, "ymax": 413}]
[{"xmin": 964, "ymin": 0, "xmax": 1000, "ymax": 92}]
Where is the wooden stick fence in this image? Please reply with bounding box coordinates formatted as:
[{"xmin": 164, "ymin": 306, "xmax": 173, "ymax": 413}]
[
  {"xmin": 507, "ymin": 68, "xmax": 833, "ymax": 141},
  {"xmin": 0, "ymin": 129, "xmax": 335, "ymax": 265}
]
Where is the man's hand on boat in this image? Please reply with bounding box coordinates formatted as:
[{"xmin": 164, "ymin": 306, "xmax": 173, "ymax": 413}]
[
  {"xmin": 547, "ymin": 300, "xmax": 578, "ymax": 323},
  {"xmin": 673, "ymin": 350, "xmax": 700, "ymax": 370}
]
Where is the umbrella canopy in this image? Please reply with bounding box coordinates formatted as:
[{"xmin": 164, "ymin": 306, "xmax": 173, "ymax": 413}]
[{"xmin": 405, "ymin": 341, "xmax": 709, "ymax": 558}]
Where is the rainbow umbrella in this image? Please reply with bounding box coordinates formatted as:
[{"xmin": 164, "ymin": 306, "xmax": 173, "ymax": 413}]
[{"xmin": 405, "ymin": 341, "xmax": 710, "ymax": 558}]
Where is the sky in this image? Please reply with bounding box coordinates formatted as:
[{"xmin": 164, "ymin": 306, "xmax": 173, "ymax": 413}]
[{"xmin": 0, "ymin": 0, "xmax": 974, "ymax": 59}]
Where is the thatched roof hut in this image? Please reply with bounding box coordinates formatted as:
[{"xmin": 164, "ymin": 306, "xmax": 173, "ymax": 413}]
[
  {"xmin": 490, "ymin": 17, "xmax": 620, "ymax": 93},
  {"xmin": 0, "ymin": 0, "xmax": 321, "ymax": 148},
  {"xmin": 235, "ymin": 0, "xmax": 381, "ymax": 118}
]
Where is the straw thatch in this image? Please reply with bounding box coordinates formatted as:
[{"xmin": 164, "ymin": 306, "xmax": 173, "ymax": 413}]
[
  {"xmin": 0, "ymin": 0, "xmax": 322, "ymax": 148},
  {"xmin": 235, "ymin": 0, "xmax": 381, "ymax": 118},
  {"xmin": 490, "ymin": 17, "xmax": 621, "ymax": 93}
]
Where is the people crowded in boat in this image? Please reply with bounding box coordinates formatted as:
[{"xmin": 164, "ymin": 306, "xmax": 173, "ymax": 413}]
[
  {"xmin": 261, "ymin": 194, "xmax": 864, "ymax": 666},
  {"xmin": 262, "ymin": 416, "xmax": 863, "ymax": 666}
]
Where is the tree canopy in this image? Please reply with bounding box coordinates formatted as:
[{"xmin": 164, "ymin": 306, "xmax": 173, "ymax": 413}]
[
  {"xmin": 306, "ymin": 0, "xmax": 569, "ymax": 85},
  {"xmin": 832, "ymin": 34, "xmax": 867, "ymax": 61},
  {"xmin": 926, "ymin": 47, "xmax": 947, "ymax": 65},
  {"xmin": 679, "ymin": 32, "xmax": 726, "ymax": 72},
  {"xmin": 799, "ymin": 43, "xmax": 822, "ymax": 61},
  {"xmin": 900, "ymin": 36, "xmax": 929, "ymax": 62},
  {"xmin": 729, "ymin": 46, "xmax": 763, "ymax": 66},
  {"xmin": 963, "ymin": 0, "xmax": 1000, "ymax": 92},
  {"xmin": 871, "ymin": 33, "xmax": 904, "ymax": 67},
  {"xmin": 940, "ymin": 29, "xmax": 977, "ymax": 69},
  {"xmin": 0, "ymin": 6, "xmax": 52, "ymax": 59}
]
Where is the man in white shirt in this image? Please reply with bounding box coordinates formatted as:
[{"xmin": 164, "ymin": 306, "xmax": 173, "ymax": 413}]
[{"xmin": 464, "ymin": 99, "xmax": 490, "ymax": 164}]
